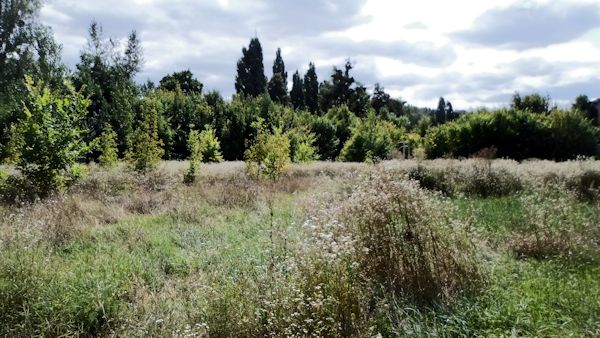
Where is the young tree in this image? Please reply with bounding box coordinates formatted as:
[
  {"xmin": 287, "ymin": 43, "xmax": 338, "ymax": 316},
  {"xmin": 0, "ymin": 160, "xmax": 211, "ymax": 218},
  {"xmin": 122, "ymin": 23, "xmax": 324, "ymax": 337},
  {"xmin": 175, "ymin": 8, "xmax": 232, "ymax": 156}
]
[
  {"xmin": 196, "ymin": 125, "xmax": 224, "ymax": 163},
  {"xmin": 184, "ymin": 129, "xmax": 202, "ymax": 184},
  {"xmin": 245, "ymin": 119, "xmax": 290, "ymax": 179},
  {"xmin": 8, "ymin": 76, "xmax": 90, "ymax": 197},
  {"xmin": 290, "ymin": 71, "xmax": 305, "ymax": 110},
  {"xmin": 304, "ymin": 62, "xmax": 319, "ymax": 114},
  {"xmin": 96, "ymin": 124, "xmax": 118, "ymax": 168},
  {"xmin": 126, "ymin": 97, "xmax": 164, "ymax": 173},
  {"xmin": 235, "ymin": 37, "xmax": 267, "ymax": 97},
  {"xmin": 435, "ymin": 97, "xmax": 446, "ymax": 124}
]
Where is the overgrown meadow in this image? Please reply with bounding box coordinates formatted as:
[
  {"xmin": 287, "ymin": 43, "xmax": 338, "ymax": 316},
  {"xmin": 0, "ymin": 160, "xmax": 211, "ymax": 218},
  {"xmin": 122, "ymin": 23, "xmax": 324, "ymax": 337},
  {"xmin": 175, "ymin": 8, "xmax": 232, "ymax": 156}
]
[{"xmin": 1, "ymin": 159, "xmax": 599, "ymax": 337}]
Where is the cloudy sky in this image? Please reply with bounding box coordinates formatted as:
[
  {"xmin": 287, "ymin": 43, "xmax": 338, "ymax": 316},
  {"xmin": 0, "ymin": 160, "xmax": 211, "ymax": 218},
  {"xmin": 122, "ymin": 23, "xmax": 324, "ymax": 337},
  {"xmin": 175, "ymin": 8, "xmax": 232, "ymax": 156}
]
[{"xmin": 40, "ymin": 0, "xmax": 600, "ymax": 109}]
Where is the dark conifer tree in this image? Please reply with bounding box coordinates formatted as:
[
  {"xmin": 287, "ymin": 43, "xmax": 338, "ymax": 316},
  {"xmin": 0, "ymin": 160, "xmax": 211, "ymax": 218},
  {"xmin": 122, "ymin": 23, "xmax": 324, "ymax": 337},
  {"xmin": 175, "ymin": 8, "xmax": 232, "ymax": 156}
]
[
  {"xmin": 235, "ymin": 38, "xmax": 267, "ymax": 97},
  {"xmin": 435, "ymin": 97, "xmax": 446, "ymax": 124},
  {"xmin": 290, "ymin": 71, "xmax": 305, "ymax": 110},
  {"xmin": 268, "ymin": 48, "xmax": 288, "ymax": 104},
  {"xmin": 304, "ymin": 62, "xmax": 319, "ymax": 114}
]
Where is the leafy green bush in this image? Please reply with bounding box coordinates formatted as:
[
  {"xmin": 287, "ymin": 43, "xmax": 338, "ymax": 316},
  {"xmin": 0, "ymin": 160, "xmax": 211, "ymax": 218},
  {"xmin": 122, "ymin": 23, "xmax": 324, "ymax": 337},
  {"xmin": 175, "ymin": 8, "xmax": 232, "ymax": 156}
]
[
  {"xmin": 196, "ymin": 125, "xmax": 223, "ymax": 163},
  {"xmin": 5, "ymin": 76, "xmax": 90, "ymax": 199},
  {"xmin": 95, "ymin": 124, "xmax": 118, "ymax": 168},
  {"xmin": 339, "ymin": 110, "xmax": 403, "ymax": 162},
  {"xmin": 424, "ymin": 109, "xmax": 599, "ymax": 160},
  {"xmin": 125, "ymin": 96, "xmax": 164, "ymax": 173},
  {"xmin": 244, "ymin": 120, "xmax": 290, "ymax": 179},
  {"xmin": 287, "ymin": 127, "xmax": 318, "ymax": 163}
]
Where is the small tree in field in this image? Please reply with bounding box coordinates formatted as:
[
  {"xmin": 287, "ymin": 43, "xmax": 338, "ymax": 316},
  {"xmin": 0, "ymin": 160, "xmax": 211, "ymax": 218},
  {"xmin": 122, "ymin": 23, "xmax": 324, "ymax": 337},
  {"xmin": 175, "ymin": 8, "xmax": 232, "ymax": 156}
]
[
  {"xmin": 126, "ymin": 97, "xmax": 164, "ymax": 173},
  {"xmin": 197, "ymin": 125, "xmax": 223, "ymax": 163},
  {"xmin": 96, "ymin": 124, "xmax": 118, "ymax": 168},
  {"xmin": 184, "ymin": 129, "xmax": 202, "ymax": 184},
  {"xmin": 7, "ymin": 75, "xmax": 90, "ymax": 198},
  {"xmin": 245, "ymin": 119, "xmax": 290, "ymax": 179}
]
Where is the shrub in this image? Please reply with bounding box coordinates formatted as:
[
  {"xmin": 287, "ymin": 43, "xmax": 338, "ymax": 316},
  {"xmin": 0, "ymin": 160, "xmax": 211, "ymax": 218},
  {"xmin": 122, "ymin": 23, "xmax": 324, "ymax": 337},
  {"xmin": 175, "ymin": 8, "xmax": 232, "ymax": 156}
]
[
  {"xmin": 125, "ymin": 96, "xmax": 164, "ymax": 173},
  {"xmin": 566, "ymin": 170, "xmax": 600, "ymax": 202},
  {"xmin": 95, "ymin": 124, "xmax": 118, "ymax": 168},
  {"xmin": 339, "ymin": 110, "xmax": 402, "ymax": 162},
  {"xmin": 310, "ymin": 116, "xmax": 339, "ymax": 160},
  {"xmin": 287, "ymin": 127, "xmax": 318, "ymax": 163},
  {"xmin": 339, "ymin": 170, "xmax": 483, "ymax": 302},
  {"xmin": 244, "ymin": 120, "xmax": 290, "ymax": 179},
  {"xmin": 5, "ymin": 76, "xmax": 90, "ymax": 199},
  {"xmin": 196, "ymin": 125, "xmax": 223, "ymax": 163}
]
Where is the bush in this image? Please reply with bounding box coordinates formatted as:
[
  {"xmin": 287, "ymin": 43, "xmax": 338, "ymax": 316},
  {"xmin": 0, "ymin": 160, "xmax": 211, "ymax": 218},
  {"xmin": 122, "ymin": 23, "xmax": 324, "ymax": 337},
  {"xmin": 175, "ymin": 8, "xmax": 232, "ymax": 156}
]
[
  {"xmin": 125, "ymin": 97, "xmax": 164, "ymax": 173},
  {"xmin": 424, "ymin": 109, "xmax": 599, "ymax": 161},
  {"xmin": 5, "ymin": 76, "xmax": 90, "ymax": 199},
  {"xmin": 196, "ymin": 125, "xmax": 223, "ymax": 163},
  {"xmin": 339, "ymin": 170, "xmax": 483, "ymax": 302},
  {"xmin": 567, "ymin": 170, "xmax": 600, "ymax": 202},
  {"xmin": 287, "ymin": 127, "xmax": 318, "ymax": 163},
  {"xmin": 245, "ymin": 120, "xmax": 290, "ymax": 179},
  {"xmin": 339, "ymin": 110, "xmax": 402, "ymax": 162},
  {"xmin": 184, "ymin": 129, "xmax": 202, "ymax": 184}
]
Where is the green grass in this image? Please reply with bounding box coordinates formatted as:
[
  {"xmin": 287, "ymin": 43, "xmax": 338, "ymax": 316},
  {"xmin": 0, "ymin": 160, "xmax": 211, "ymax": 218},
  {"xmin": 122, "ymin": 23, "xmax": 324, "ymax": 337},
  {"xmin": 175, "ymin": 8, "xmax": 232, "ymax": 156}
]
[{"xmin": 1, "ymin": 163, "xmax": 599, "ymax": 336}]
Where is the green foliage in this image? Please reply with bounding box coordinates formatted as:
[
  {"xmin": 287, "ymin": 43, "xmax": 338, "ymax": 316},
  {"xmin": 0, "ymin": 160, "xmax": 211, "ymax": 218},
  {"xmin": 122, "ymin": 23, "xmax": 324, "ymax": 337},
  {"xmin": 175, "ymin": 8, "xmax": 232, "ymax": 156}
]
[
  {"xmin": 310, "ymin": 116, "xmax": 339, "ymax": 160},
  {"xmin": 95, "ymin": 124, "xmax": 118, "ymax": 168},
  {"xmin": 287, "ymin": 128, "xmax": 318, "ymax": 163},
  {"xmin": 196, "ymin": 125, "xmax": 224, "ymax": 163},
  {"xmin": 303, "ymin": 62, "xmax": 319, "ymax": 114},
  {"xmin": 339, "ymin": 110, "xmax": 402, "ymax": 162},
  {"xmin": 547, "ymin": 109, "xmax": 600, "ymax": 160},
  {"xmin": 511, "ymin": 92, "xmax": 551, "ymax": 114},
  {"xmin": 7, "ymin": 76, "xmax": 89, "ymax": 198},
  {"xmin": 235, "ymin": 38, "xmax": 267, "ymax": 97},
  {"xmin": 0, "ymin": 0, "xmax": 67, "ymax": 161},
  {"xmin": 125, "ymin": 97, "xmax": 164, "ymax": 173},
  {"xmin": 158, "ymin": 70, "xmax": 203, "ymax": 95},
  {"xmin": 423, "ymin": 108, "xmax": 599, "ymax": 160},
  {"xmin": 573, "ymin": 94, "xmax": 599, "ymax": 125},
  {"xmin": 73, "ymin": 22, "xmax": 142, "ymax": 155},
  {"xmin": 325, "ymin": 105, "xmax": 358, "ymax": 156},
  {"xmin": 244, "ymin": 120, "xmax": 291, "ymax": 179},
  {"xmin": 290, "ymin": 70, "xmax": 305, "ymax": 110},
  {"xmin": 184, "ymin": 129, "xmax": 202, "ymax": 184},
  {"xmin": 267, "ymin": 48, "xmax": 289, "ymax": 105}
]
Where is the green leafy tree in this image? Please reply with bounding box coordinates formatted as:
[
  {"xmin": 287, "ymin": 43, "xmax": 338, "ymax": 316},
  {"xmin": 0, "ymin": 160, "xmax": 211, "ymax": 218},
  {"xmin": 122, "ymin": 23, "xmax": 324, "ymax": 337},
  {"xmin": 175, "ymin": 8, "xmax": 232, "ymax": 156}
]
[
  {"xmin": 290, "ymin": 71, "xmax": 305, "ymax": 110},
  {"xmin": 0, "ymin": 0, "xmax": 67, "ymax": 160},
  {"xmin": 126, "ymin": 97, "xmax": 164, "ymax": 173},
  {"xmin": 235, "ymin": 37, "xmax": 267, "ymax": 97},
  {"xmin": 8, "ymin": 76, "xmax": 90, "ymax": 197},
  {"xmin": 371, "ymin": 83, "xmax": 390, "ymax": 113},
  {"xmin": 96, "ymin": 124, "xmax": 118, "ymax": 168},
  {"xmin": 73, "ymin": 21, "xmax": 142, "ymax": 155},
  {"xmin": 310, "ymin": 116, "xmax": 339, "ymax": 160},
  {"xmin": 159, "ymin": 70, "xmax": 203, "ymax": 95},
  {"xmin": 511, "ymin": 92, "xmax": 551, "ymax": 114},
  {"xmin": 268, "ymin": 48, "xmax": 288, "ymax": 104},
  {"xmin": 319, "ymin": 60, "xmax": 355, "ymax": 113},
  {"xmin": 245, "ymin": 119, "xmax": 291, "ymax": 179},
  {"xmin": 304, "ymin": 62, "xmax": 319, "ymax": 114},
  {"xmin": 325, "ymin": 105, "xmax": 357, "ymax": 157}
]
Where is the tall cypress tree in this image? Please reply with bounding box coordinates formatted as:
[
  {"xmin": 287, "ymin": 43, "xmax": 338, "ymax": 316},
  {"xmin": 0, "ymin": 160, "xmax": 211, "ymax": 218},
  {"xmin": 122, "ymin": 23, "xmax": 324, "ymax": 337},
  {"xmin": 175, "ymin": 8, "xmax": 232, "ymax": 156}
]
[
  {"xmin": 235, "ymin": 38, "xmax": 267, "ymax": 97},
  {"xmin": 268, "ymin": 48, "xmax": 289, "ymax": 104},
  {"xmin": 304, "ymin": 62, "xmax": 319, "ymax": 114},
  {"xmin": 290, "ymin": 71, "xmax": 305, "ymax": 110}
]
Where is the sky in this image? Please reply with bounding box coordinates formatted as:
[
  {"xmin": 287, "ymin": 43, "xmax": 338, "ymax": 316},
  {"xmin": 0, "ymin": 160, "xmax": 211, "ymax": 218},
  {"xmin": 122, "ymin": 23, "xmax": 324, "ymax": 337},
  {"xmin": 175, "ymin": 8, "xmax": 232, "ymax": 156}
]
[{"xmin": 40, "ymin": 0, "xmax": 600, "ymax": 110}]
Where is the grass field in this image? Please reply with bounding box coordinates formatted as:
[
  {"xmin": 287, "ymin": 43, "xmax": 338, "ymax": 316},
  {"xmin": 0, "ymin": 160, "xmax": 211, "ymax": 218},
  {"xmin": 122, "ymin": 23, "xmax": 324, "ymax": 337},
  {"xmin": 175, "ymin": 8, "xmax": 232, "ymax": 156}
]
[{"xmin": 1, "ymin": 160, "xmax": 599, "ymax": 337}]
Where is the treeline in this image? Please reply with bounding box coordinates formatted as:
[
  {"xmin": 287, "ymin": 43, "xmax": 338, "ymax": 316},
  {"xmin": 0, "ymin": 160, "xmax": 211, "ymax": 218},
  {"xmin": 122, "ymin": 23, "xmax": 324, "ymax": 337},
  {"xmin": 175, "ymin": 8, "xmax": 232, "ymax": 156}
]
[{"xmin": 1, "ymin": 1, "xmax": 600, "ymax": 197}]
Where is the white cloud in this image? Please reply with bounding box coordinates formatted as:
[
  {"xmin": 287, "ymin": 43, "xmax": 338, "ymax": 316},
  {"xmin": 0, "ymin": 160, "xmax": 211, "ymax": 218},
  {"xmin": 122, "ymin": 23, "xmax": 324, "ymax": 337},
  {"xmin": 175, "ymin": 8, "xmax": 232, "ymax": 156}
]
[{"xmin": 40, "ymin": 0, "xmax": 600, "ymax": 109}]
